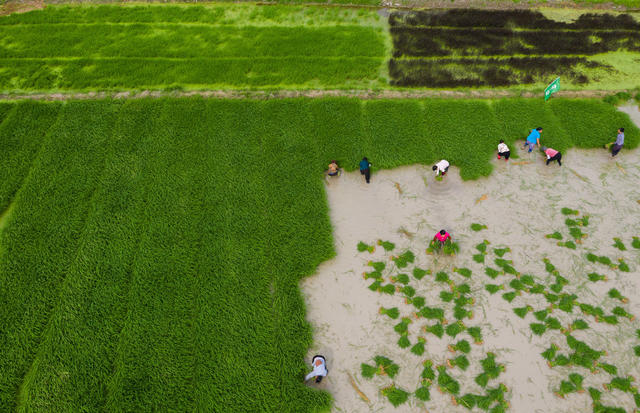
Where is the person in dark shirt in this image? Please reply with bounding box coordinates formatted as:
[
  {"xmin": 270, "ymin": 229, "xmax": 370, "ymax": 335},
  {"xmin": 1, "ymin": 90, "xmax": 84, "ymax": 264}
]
[{"xmin": 359, "ymin": 157, "xmax": 372, "ymax": 184}]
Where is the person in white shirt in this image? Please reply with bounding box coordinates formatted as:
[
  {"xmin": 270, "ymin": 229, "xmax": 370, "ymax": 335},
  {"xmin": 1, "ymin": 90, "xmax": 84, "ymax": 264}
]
[
  {"xmin": 304, "ymin": 355, "xmax": 328, "ymax": 383},
  {"xmin": 497, "ymin": 140, "xmax": 510, "ymax": 161},
  {"xmin": 432, "ymin": 160, "xmax": 449, "ymax": 177}
]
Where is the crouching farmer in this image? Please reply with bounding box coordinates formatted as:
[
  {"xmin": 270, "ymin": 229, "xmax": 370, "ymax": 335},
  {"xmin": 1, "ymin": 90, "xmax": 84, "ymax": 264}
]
[
  {"xmin": 542, "ymin": 146, "xmax": 562, "ymax": 166},
  {"xmin": 305, "ymin": 355, "xmax": 328, "ymax": 384}
]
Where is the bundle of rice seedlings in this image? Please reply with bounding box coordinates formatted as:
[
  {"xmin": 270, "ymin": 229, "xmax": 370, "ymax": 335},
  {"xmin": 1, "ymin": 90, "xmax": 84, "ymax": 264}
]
[
  {"xmin": 502, "ymin": 291, "xmax": 517, "ymax": 303},
  {"xmin": 411, "ymin": 337, "xmax": 427, "ymax": 356},
  {"xmin": 569, "ymin": 227, "xmax": 586, "ymax": 242},
  {"xmin": 485, "ymin": 267, "xmax": 500, "ymax": 279},
  {"xmin": 392, "ymin": 250, "xmax": 415, "ymax": 268},
  {"xmin": 368, "ymin": 280, "xmax": 382, "ymax": 291},
  {"xmin": 578, "ymin": 216, "xmax": 589, "ymax": 226},
  {"xmin": 608, "ymin": 288, "xmax": 629, "ymax": 303},
  {"xmin": 618, "ymin": 259, "xmax": 630, "ymax": 272},
  {"xmin": 545, "ymin": 317, "xmax": 562, "ymax": 330},
  {"xmin": 471, "ymin": 223, "xmax": 487, "ymax": 231},
  {"xmin": 363, "ymin": 270, "xmax": 382, "ymax": 281},
  {"xmin": 440, "ymin": 290, "xmax": 455, "ymax": 302},
  {"xmin": 534, "ymin": 309, "xmax": 549, "ymax": 321},
  {"xmin": 424, "ymin": 322, "xmax": 444, "ymax": 338},
  {"xmin": 378, "ymin": 239, "xmax": 396, "ymax": 251},
  {"xmin": 544, "ymin": 292, "xmax": 559, "ymax": 304},
  {"xmin": 485, "ymin": 284, "xmax": 504, "ymax": 294},
  {"xmin": 476, "ymin": 240, "xmax": 490, "ymax": 253},
  {"xmin": 454, "ymin": 267, "xmax": 472, "ymax": 278},
  {"xmin": 509, "ymin": 279, "xmax": 527, "ymax": 292},
  {"xmin": 368, "ymin": 261, "xmax": 386, "ymax": 272},
  {"xmin": 612, "ymin": 238, "xmax": 626, "ymax": 251},
  {"xmin": 394, "ymin": 317, "xmax": 412, "ymax": 334},
  {"xmin": 413, "ymin": 267, "xmax": 430, "ymax": 280},
  {"xmin": 443, "ymin": 239, "xmax": 460, "ymax": 256},
  {"xmin": 565, "ymin": 218, "xmax": 579, "ymax": 227},
  {"xmin": 586, "ymin": 253, "xmax": 598, "ymax": 263},
  {"xmin": 421, "ymin": 359, "xmax": 436, "ymax": 381},
  {"xmin": 568, "ymin": 319, "xmax": 589, "ymax": 331},
  {"xmin": 361, "ymin": 363, "xmax": 377, "ymax": 378},
  {"xmin": 543, "ymin": 258, "xmax": 558, "ymax": 275},
  {"xmin": 612, "ymin": 307, "xmax": 634, "ymax": 320},
  {"xmin": 588, "ymin": 272, "xmax": 607, "ymax": 282},
  {"xmin": 390, "ymin": 273, "xmax": 410, "ymax": 284},
  {"xmin": 448, "ymin": 339, "xmax": 471, "ymax": 354},
  {"xmin": 446, "ymin": 321, "xmax": 466, "ymax": 338},
  {"xmin": 493, "ymin": 247, "xmax": 510, "ymax": 257},
  {"xmin": 557, "ymin": 294, "xmax": 577, "ymax": 313},
  {"xmin": 556, "ymin": 380, "xmax": 577, "ymax": 398},
  {"xmin": 400, "ymin": 285, "xmax": 416, "ymax": 297},
  {"xmin": 398, "ymin": 333, "xmax": 411, "ymax": 349},
  {"xmin": 454, "ymin": 305, "xmax": 473, "ymax": 320},
  {"xmin": 447, "ymin": 355, "xmax": 469, "ymax": 371},
  {"xmin": 597, "ymin": 255, "xmax": 614, "ymax": 267},
  {"xmin": 557, "ymin": 241, "xmax": 577, "ymax": 250},
  {"xmin": 415, "ymin": 385, "xmax": 431, "ymax": 401},
  {"xmin": 473, "ymin": 254, "xmax": 485, "ymax": 264},
  {"xmin": 530, "ymin": 323, "xmax": 547, "ymax": 336},
  {"xmin": 546, "ymin": 232, "xmax": 563, "ymax": 240},
  {"xmin": 381, "ymin": 284, "xmax": 396, "ymax": 295},
  {"xmin": 437, "ymin": 366, "xmax": 460, "ymax": 395},
  {"xmin": 409, "ymin": 296, "xmax": 426, "ymax": 308},
  {"xmin": 357, "ymin": 241, "xmax": 375, "ymax": 253},
  {"xmin": 426, "ymin": 239, "xmax": 439, "ymax": 254},
  {"xmin": 374, "ymin": 356, "xmax": 400, "ymax": 378},
  {"xmin": 419, "ymin": 306, "xmax": 445, "ymax": 321},
  {"xmin": 520, "ymin": 274, "xmax": 535, "ymax": 286},
  {"xmin": 597, "ymin": 362, "xmax": 617, "ymax": 375},
  {"xmin": 541, "ymin": 344, "xmax": 559, "ymax": 361},
  {"xmin": 381, "ymin": 385, "xmax": 409, "ymax": 407},
  {"xmin": 549, "ymin": 354, "xmax": 570, "ymax": 367},
  {"xmin": 607, "ymin": 377, "xmax": 634, "ymax": 393},
  {"xmin": 455, "ymin": 393, "xmax": 476, "ymax": 409},
  {"xmin": 561, "ymin": 207, "xmax": 579, "ymax": 216},
  {"xmin": 513, "ymin": 305, "xmax": 533, "ymax": 319},
  {"xmin": 603, "ymin": 315, "xmax": 618, "ymax": 325},
  {"xmin": 588, "ymin": 387, "xmax": 602, "ymax": 403},
  {"xmin": 435, "ymin": 271, "xmax": 451, "ymax": 283},
  {"xmin": 379, "ymin": 307, "xmax": 400, "ymax": 319},
  {"xmin": 529, "ymin": 284, "xmax": 546, "ymax": 294},
  {"xmin": 467, "ymin": 326, "xmax": 483, "ymax": 344},
  {"xmin": 633, "ymin": 237, "xmax": 640, "ymax": 249}
]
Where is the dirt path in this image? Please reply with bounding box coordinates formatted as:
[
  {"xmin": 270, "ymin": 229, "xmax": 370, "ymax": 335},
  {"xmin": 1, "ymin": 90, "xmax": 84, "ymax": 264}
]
[
  {"xmin": 0, "ymin": 89, "xmax": 631, "ymax": 101},
  {"xmin": 300, "ymin": 107, "xmax": 640, "ymax": 412}
]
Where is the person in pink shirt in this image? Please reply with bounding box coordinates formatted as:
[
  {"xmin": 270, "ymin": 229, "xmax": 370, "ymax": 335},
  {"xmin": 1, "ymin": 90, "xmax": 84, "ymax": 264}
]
[
  {"xmin": 433, "ymin": 229, "xmax": 451, "ymax": 245},
  {"xmin": 541, "ymin": 146, "xmax": 562, "ymax": 166}
]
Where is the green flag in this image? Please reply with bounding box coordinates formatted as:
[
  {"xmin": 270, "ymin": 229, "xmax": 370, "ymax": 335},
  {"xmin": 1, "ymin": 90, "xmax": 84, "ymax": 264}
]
[{"xmin": 544, "ymin": 77, "xmax": 560, "ymax": 101}]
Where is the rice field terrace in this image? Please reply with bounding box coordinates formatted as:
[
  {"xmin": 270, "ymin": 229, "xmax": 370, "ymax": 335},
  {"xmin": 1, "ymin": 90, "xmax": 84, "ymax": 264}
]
[
  {"xmin": 0, "ymin": 97, "xmax": 637, "ymax": 411},
  {"xmin": 1, "ymin": 4, "xmax": 640, "ymax": 92}
]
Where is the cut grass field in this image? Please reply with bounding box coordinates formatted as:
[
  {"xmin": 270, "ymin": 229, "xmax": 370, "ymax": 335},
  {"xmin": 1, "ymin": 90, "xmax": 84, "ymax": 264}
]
[
  {"xmin": 0, "ymin": 4, "xmax": 388, "ymax": 91},
  {"xmin": 0, "ymin": 97, "xmax": 638, "ymax": 411}
]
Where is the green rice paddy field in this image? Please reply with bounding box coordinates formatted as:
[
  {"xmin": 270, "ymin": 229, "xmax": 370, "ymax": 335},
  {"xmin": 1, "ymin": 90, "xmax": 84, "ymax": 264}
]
[
  {"xmin": 2, "ymin": 4, "xmax": 640, "ymax": 92},
  {"xmin": 0, "ymin": 97, "xmax": 638, "ymax": 411}
]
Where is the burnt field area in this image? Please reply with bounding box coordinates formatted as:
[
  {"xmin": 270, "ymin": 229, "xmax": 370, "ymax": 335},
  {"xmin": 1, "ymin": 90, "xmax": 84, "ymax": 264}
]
[{"xmin": 389, "ymin": 9, "xmax": 640, "ymax": 87}]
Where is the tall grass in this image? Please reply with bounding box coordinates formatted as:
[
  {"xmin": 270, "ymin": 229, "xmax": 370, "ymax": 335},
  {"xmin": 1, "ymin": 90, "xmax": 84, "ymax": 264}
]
[{"xmin": 0, "ymin": 98, "xmax": 637, "ymax": 411}]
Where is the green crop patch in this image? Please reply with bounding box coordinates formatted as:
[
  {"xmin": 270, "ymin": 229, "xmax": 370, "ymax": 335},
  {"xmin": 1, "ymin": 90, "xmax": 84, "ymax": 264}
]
[
  {"xmin": 0, "ymin": 4, "xmax": 387, "ymax": 91},
  {"xmin": 389, "ymin": 9, "xmax": 640, "ymax": 88},
  {"xmin": 0, "ymin": 97, "xmax": 638, "ymax": 411}
]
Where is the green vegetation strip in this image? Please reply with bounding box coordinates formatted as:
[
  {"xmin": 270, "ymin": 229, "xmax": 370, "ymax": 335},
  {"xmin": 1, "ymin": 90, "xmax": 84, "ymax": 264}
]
[
  {"xmin": 0, "ymin": 97, "xmax": 638, "ymax": 411},
  {"xmin": 0, "ymin": 4, "xmax": 387, "ymax": 91}
]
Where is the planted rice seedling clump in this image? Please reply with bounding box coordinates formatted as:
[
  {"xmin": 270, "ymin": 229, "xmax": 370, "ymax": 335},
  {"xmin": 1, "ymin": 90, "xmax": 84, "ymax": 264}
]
[
  {"xmin": 437, "ymin": 366, "xmax": 460, "ymax": 395},
  {"xmin": 390, "ymin": 273, "xmax": 410, "ymax": 284},
  {"xmin": 485, "ymin": 267, "xmax": 500, "ymax": 279},
  {"xmin": 467, "ymin": 326, "xmax": 483, "ymax": 344},
  {"xmin": 446, "ymin": 321, "xmax": 466, "ymax": 338},
  {"xmin": 409, "ymin": 296, "xmax": 426, "ymax": 308},
  {"xmin": 425, "ymin": 322, "xmax": 445, "ymax": 338},
  {"xmin": 546, "ymin": 232, "xmax": 563, "ymax": 240},
  {"xmin": 413, "ymin": 267, "xmax": 430, "ymax": 280},
  {"xmin": 493, "ymin": 247, "xmax": 510, "ymax": 257},
  {"xmin": 618, "ymin": 259, "xmax": 630, "ymax": 272},
  {"xmin": 379, "ymin": 307, "xmax": 400, "ymax": 319},
  {"xmin": 358, "ymin": 241, "xmax": 375, "ymax": 253},
  {"xmin": 557, "ymin": 241, "xmax": 577, "ymax": 249},
  {"xmin": 374, "ymin": 356, "xmax": 400, "ymax": 378},
  {"xmin": 612, "ymin": 238, "xmax": 626, "ymax": 251},
  {"xmin": 471, "ymin": 223, "xmax": 487, "ymax": 231},
  {"xmin": 368, "ymin": 261, "xmax": 386, "ymax": 272},
  {"xmin": 588, "ymin": 272, "xmax": 607, "ymax": 282},
  {"xmin": 514, "ymin": 306, "xmax": 533, "ymax": 319},
  {"xmin": 502, "ymin": 291, "xmax": 518, "ymax": 303},
  {"xmin": 378, "ymin": 239, "xmax": 396, "ymax": 251},
  {"xmin": 454, "ymin": 267, "xmax": 472, "ymax": 278},
  {"xmin": 612, "ymin": 306, "xmax": 633, "ymax": 320},
  {"xmin": 393, "ymin": 250, "xmax": 415, "ymax": 268},
  {"xmin": 473, "ymin": 254, "xmax": 485, "ymax": 264},
  {"xmin": 394, "ymin": 317, "xmax": 412, "ymax": 335},
  {"xmin": 398, "ymin": 334, "xmax": 411, "ymax": 348},
  {"xmin": 411, "ymin": 337, "xmax": 427, "ymax": 355},
  {"xmin": 447, "ymin": 355, "xmax": 470, "ymax": 370},
  {"xmin": 415, "ymin": 386, "xmax": 431, "ymax": 401},
  {"xmin": 530, "ymin": 323, "xmax": 547, "ymax": 336},
  {"xmin": 561, "ymin": 207, "xmax": 580, "ymax": 216},
  {"xmin": 569, "ymin": 227, "xmax": 586, "ymax": 242},
  {"xmin": 485, "ymin": 284, "xmax": 503, "ymax": 294},
  {"xmin": 608, "ymin": 288, "xmax": 628, "ymax": 303},
  {"xmin": 382, "ymin": 385, "xmax": 410, "ymax": 407},
  {"xmin": 633, "ymin": 237, "xmax": 640, "ymax": 249}
]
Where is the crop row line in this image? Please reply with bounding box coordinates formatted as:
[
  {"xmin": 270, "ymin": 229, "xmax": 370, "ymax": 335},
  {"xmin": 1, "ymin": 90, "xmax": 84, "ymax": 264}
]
[
  {"xmin": 391, "ymin": 54, "xmax": 597, "ymax": 60},
  {"xmin": 0, "ymin": 21, "xmax": 377, "ymax": 27},
  {"xmin": 389, "ymin": 25, "xmax": 640, "ymax": 33},
  {"xmin": 0, "ymin": 56, "xmax": 386, "ymax": 61}
]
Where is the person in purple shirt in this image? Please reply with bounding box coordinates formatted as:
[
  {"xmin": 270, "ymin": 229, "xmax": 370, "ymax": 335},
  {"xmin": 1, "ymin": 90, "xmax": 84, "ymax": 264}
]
[
  {"xmin": 522, "ymin": 127, "xmax": 542, "ymax": 153},
  {"xmin": 609, "ymin": 128, "xmax": 624, "ymax": 157}
]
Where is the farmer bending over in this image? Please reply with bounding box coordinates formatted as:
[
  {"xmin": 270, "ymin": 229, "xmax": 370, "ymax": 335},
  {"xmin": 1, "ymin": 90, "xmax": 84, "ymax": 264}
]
[
  {"xmin": 604, "ymin": 128, "xmax": 624, "ymax": 157},
  {"xmin": 497, "ymin": 140, "xmax": 510, "ymax": 161},
  {"xmin": 327, "ymin": 160, "xmax": 340, "ymax": 176},
  {"xmin": 434, "ymin": 229, "xmax": 451, "ymax": 246},
  {"xmin": 523, "ymin": 127, "xmax": 542, "ymax": 153},
  {"xmin": 542, "ymin": 146, "xmax": 562, "ymax": 166},
  {"xmin": 304, "ymin": 355, "xmax": 328, "ymax": 384},
  {"xmin": 433, "ymin": 159, "xmax": 449, "ymax": 177}
]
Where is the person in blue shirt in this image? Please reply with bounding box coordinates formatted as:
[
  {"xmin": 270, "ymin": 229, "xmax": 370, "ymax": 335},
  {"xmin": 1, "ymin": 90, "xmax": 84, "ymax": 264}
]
[
  {"xmin": 359, "ymin": 157, "xmax": 372, "ymax": 184},
  {"xmin": 523, "ymin": 127, "xmax": 542, "ymax": 153}
]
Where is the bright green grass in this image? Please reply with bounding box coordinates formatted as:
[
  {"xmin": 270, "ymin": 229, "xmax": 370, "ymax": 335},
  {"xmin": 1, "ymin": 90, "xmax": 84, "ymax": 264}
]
[
  {"xmin": 0, "ymin": 98, "xmax": 638, "ymax": 411},
  {"xmin": 0, "ymin": 4, "xmax": 387, "ymax": 91}
]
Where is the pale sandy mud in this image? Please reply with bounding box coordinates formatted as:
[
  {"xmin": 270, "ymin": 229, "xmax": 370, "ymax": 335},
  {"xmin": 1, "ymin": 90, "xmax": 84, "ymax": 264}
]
[{"xmin": 301, "ymin": 111, "xmax": 640, "ymax": 413}]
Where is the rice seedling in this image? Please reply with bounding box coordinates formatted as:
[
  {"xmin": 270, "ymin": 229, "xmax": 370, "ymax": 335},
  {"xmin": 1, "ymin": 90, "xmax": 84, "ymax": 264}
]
[
  {"xmin": 447, "ymin": 355, "xmax": 470, "ymax": 371},
  {"xmin": 561, "ymin": 207, "xmax": 580, "ymax": 216},
  {"xmin": 546, "ymin": 232, "xmax": 563, "ymax": 240},
  {"xmin": 588, "ymin": 273, "xmax": 607, "ymax": 282},
  {"xmin": 513, "ymin": 306, "xmax": 533, "ymax": 319},
  {"xmin": 358, "ymin": 241, "xmax": 375, "ymax": 253},
  {"xmin": 455, "ymin": 393, "xmax": 476, "ymax": 409},
  {"xmin": 586, "ymin": 253, "xmax": 598, "ymax": 263},
  {"xmin": 467, "ymin": 326, "xmax": 483, "ymax": 344},
  {"xmin": 618, "ymin": 259, "xmax": 630, "ymax": 272},
  {"xmin": 569, "ymin": 227, "xmax": 586, "ymax": 242},
  {"xmin": 520, "ymin": 275, "xmax": 535, "ymax": 286},
  {"xmin": 565, "ymin": 218, "xmax": 579, "ymax": 227},
  {"xmin": 502, "ymin": 292, "xmax": 518, "ymax": 303},
  {"xmin": 440, "ymin": 290, "xmax": 455, "ymax": 302},
  {"xmin": 529, "ymin": 284, "xmax": 546, "ymax": 294},
  {"xmin": 509, "ymin": 279, "xmax": 527, "ymax": 292},
  {"xmin": 577, "ymin": 216, "xmax": 590, "ymax": 227},
  {"xmin": 411, "ymin": 337, "xmax": 427, "ymax": 356},
  {"xmin": 588, "ymin": 387, "xmax": 602, "ymax": 403},
  {"xmin": 446, "ymin": 321, "xmax": 466, "ymax": 338},
  {"xmin": 543, "ymin": 258, "xmax": 559, "ymax": 275},
  {"xmin": 455, "ymin": 284, "xmax": 472, "ymax": 296},
  {"xmin": 448, "ymin": 340, "xmax": 471, "ymax": 354},
  {"xmin": 557, "ymin": 241, "xmax": 577, "ymax": 250},
  {"xmin": 545, "ymin": 292, "xmax": 559, "ymax": 304},
  {"xmin": 597, "ymin": 362, "xmax": 618, "ymax": 375},
  {"xmin": 454, "ymin": 306, "xmax": 473, "ymax": 320},
  {"xmin": 381, "ymin": 385, "xmax": 410, "ymax": 407},
  {"xmin": 476, "ymin": 240, "xmax": 490, "ymax": 253},
  {"xmin": 378, "ymin": 240, "xmax": 396, "ymax": 252},
  {"xmin": 473, "ymin": 254, "xmax": 485, "ymax": 264},
  {"xmin": 409, "ymin": 296, "xmax": 426, "ymax": 309},
  {"xmin": 493, "ymin": 248, "xmax": 510, "ymax": 257},
  {"xmin": 569, "ymin": 319, "xmax": 589, "ymax": 331},
  {"xmin": 454, "ymin": 267, "xmax": 472, "ymax": 278},
  {"xmin": 368, "ymin": 280, "xmax": 382, "ymax": 291},
  {"xmin": 364, "ymin": 270, "xmax": 382, "ymax": 280},
  {"xmin": 374, "ymin": 356, "xmax": 400, "ymax": 378},
  {"xmin": 556, "ymin": 380, "xmax": 577, "ymax": 398},
  {"xmin": 437, "ymin": 366, "xmax": 461, "ymax": 395},
  {"xmin": 549, "ymin": 354, "xmax": 571, "ymax": 367},
  {"xmin": 534, "ymin": 310, "xmax": 549, "ymax": 322},
  {"xmin": 612, "ymin": 307, "xmax": 634, "ymax": 320},
  {"xmin": 471, "ymin": 223, "xmax": 487, "ymax": 231},
  {"xmin": 608, "ymin": 289, "xmax": 629, "ymax": 303},
  {"xmin": 443, "ymin": 239, "xmax": 460, "ymax": 256},
  {"xmin": 545, "ymin": 317, "xmax": 562, "ymax": 330},
  {"xmin": 413, "ymin": 268, "xmax": 430, "ymax": 280},
  {"xmin": 390, "ymin": 273, "xmax": 410, "ymax": 285},
  {"xmin": 425, "ymin": 323, "xmax": 445, "ymax": 338},
  {"xmin": 485, "ymin": 267, "xmax": 500, "ymax": 279},
  {"xmin": 633, "ymin": 237, "xmax": 640, "ymax": 249},
  {"xmin": 394, "ymin": 317, "xmax": 412, "ymax": 335},
  {"xmin": 421, "ymin": 360, "xmax": 436, "ymax": 381},
  {"xmin": 634, "ymin": 346, "xmax": 640, "ymax": 357},
  {"xmin": 398, "ymin": 333, "xmax": 411, "ymax": 349},
  {"xmin": 379, "ymin": 307, "xmax": 400, "ymax": 320},
  {"xmin": 400, "ymin": 285, "xmax": 416, "ymax": 297},
  {"xmin": 435, "ymin": 272, "xmax": 451, "ymax": 284},
  {"xmin": 542, "ymin": 344, "xmax": 559, "ymax": 361},
  {"xmin": 530, "ymin": 323, "xmax": 547, "ymax": 336},
  {"xmin": 381, "ymin": 284, "xmax": 396, "ymax": 295},
  {"xmin": 558, "ymin": 294, "xmax": 577, "ymax": 313},
  {"xmin": 607, "ymin": 377, "xmax": 634, "ymax": 393},
  {"xmin": 368, "ymin": 261, "xmax": 386, "ymax": 272},
  {"xmin": 612, "ymin": 238, "xmax": 626, "ymax": 251},
  {"xmin": 597, "ymin": 255, "xmax": 614, "ymax": 267},
  {"xmin": 392, "ymin": 250, "xmax": 415, "ymax": 268},
  {"xmin": 415, "ymin": 386, "xmax": 431, "ymax": 401},
  {"xmin": 361, "ymin": 363, "xmax": 378, "ymax": 378},
  {"xmin": 485, "ymin": 284, "xmax": 504, "ymax": 294}
]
